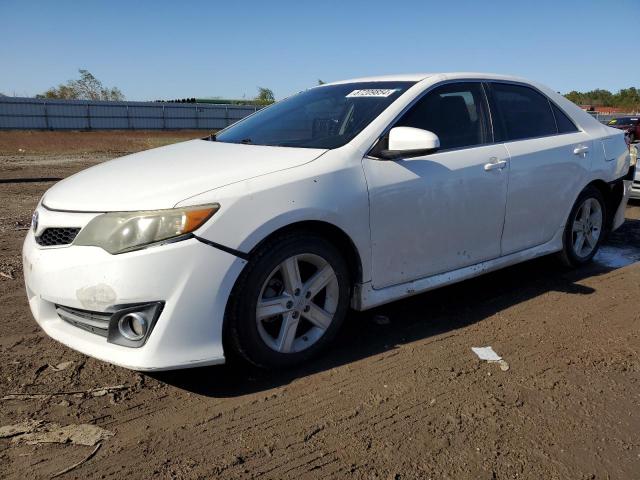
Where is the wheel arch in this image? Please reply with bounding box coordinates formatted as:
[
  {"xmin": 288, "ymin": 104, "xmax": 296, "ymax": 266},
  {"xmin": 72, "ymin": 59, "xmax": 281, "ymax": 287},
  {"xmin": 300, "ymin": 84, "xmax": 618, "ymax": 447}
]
[
  {"xmin": 221, "ymin": 220, "xmax": 363, "ymax": 365},
  {"xmin": 247, "ymin": 220, "xmax": 364, "ymax": 285},
  {"xmin": 585, "ymin": 178, "xmax": 624, "ymax": 231}
]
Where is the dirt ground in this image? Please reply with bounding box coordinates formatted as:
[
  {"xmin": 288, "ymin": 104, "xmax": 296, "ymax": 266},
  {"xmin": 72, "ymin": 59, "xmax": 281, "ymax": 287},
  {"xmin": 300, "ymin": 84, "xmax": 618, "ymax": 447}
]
[
  {"xmin": 0, "ymin": 130, "xmax": 206, "ymax": 180},
  {"xmin": 1, "ymin": 133, "xmax": 639, "ymax": 479}
]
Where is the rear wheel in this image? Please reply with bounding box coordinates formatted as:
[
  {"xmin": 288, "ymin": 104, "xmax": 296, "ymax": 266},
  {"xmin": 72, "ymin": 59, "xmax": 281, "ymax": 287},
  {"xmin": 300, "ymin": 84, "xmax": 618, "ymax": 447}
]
[
  {"xmin": 225, "ymin": 232, "xmax": 350, "ymax": 369},
  {"xmin": 558, "ymin": 186, "xmax": 606, "ymax": 267}
]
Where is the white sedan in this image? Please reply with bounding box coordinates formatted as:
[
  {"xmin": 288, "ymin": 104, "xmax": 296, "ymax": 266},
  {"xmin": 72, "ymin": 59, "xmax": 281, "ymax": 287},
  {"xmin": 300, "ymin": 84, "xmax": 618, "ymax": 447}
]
[{"xmin": 23, "ymin": 73, "xmax": 633, "ymax": 371}]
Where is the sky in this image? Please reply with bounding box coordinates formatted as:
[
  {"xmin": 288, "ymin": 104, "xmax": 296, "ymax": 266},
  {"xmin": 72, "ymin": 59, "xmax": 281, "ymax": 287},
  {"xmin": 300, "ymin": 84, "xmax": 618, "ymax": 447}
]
[{"xmin": 1, "ymin": 0, "xmax": 638, "ymax": 101}]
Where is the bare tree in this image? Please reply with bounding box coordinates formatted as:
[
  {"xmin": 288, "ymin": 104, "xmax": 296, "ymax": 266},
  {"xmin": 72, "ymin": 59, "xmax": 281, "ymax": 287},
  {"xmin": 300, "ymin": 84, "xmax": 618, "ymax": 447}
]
[{"xmin": 38, "ymin": 69, "xmax": 124, "ymax": 101}]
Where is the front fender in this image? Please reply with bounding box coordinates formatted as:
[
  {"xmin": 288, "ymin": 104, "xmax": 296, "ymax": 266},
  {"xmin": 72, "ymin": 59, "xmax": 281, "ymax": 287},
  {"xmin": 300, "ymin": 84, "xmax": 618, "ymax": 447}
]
[{"xmin": 175, "ymin": 151, "xmax": 373, "ymax": 283}]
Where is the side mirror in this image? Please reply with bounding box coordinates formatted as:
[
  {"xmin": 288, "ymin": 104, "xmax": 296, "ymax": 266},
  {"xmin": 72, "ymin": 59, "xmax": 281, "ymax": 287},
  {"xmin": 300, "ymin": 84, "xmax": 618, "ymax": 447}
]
[{"xmin": 377, "ymin": 127, "xmax": 440, "ymax": 160}]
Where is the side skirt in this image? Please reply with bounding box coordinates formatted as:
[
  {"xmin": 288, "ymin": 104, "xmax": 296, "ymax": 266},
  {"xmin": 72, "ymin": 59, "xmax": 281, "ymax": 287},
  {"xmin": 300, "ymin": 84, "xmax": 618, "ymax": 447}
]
[{"xmin": 352, "ymin": 228, "xmax": 564, "ymax": 311}]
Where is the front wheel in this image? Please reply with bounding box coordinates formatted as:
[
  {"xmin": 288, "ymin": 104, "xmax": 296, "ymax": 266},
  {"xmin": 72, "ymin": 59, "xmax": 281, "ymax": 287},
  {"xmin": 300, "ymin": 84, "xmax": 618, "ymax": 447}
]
[
  {"xmin": 224, "ymin": 232, "xmax": 351, "ymax": 369},
  {"xmin": 558, "ymin": 186, "xmax": 606, "ymax": 267}
]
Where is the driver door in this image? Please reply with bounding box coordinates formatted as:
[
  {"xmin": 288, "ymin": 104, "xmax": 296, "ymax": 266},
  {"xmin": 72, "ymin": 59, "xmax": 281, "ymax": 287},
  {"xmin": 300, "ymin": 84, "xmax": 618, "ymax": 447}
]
[{"xmin": 363, "ymin": 82, "xmax": 510, "ymax": 289}]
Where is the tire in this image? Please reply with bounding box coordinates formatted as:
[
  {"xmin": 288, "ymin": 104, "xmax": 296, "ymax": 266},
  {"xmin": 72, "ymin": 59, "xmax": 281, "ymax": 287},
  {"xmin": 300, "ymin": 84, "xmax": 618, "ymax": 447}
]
[
  {"xmin": 558, "ymin": 186, "xmax": 606, "ymax": 267},
  {"xmin": 224, "ymin": 232, "xmax": 351, "ymax": 369}
]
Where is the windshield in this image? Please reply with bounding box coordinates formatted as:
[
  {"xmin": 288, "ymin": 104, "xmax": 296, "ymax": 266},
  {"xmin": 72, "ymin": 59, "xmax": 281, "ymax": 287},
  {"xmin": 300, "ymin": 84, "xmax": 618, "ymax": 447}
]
[{"xmin": 214, "ymin": 81, "xmax": 415, "ymax": 149}]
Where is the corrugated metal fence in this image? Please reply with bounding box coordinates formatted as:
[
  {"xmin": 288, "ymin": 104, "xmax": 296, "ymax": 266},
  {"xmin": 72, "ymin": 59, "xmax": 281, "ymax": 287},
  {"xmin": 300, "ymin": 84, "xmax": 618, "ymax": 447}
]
[{"xmin": 0, "ymin": 97, "xmax": 260, "ymax": 130}]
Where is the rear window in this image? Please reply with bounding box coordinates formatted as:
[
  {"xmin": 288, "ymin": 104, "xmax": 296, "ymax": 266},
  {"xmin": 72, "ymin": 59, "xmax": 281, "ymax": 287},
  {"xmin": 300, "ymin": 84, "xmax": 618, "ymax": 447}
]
[
  {"xmin": 551, "ymin": 103, "xmax": 578, "ymax": 134},
  {"xmin": 490, "ymin": 83, "xmax": 557, "ymax": 141}
]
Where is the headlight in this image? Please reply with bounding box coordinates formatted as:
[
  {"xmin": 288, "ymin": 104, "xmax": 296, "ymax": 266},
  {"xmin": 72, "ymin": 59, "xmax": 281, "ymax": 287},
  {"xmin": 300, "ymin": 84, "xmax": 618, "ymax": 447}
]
[{"xmin": 74, "ymin": 204, "xmax": 219, "ymax": 254}]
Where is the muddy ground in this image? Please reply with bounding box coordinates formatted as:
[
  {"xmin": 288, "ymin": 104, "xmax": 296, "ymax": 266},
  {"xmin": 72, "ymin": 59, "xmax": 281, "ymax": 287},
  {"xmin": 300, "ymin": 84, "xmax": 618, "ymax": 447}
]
[{"xmin": 1, "ymin": 133, "xmax": 639, "ymax": 479}]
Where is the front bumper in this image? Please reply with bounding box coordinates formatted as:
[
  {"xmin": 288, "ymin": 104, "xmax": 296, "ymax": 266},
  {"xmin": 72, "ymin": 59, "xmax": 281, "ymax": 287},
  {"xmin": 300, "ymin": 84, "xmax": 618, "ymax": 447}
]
[{"xmin": 23, "ymin": 231, "xmax": 247, "ymax": 371}]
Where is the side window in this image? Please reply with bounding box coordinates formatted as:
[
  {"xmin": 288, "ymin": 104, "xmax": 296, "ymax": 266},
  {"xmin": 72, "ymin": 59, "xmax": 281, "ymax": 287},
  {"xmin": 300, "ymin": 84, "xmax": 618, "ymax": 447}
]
[
  {"xmin": 489, "ymin": 83, "xmax": 557, "ymax": 141},
  {"xmin": 395, "ymin": 83, "xmax": 491, "ymax": 150},
  {"xmin": 551, "ymin": 103, "xmax": 578, "ymax": 134}
]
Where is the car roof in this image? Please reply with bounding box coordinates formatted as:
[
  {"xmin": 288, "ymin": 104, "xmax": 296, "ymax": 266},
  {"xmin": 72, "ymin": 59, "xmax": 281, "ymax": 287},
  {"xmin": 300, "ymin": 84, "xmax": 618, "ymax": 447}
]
[{"xmin": 324, "ymin": 72, "xmax": 532, "ymax": 85}]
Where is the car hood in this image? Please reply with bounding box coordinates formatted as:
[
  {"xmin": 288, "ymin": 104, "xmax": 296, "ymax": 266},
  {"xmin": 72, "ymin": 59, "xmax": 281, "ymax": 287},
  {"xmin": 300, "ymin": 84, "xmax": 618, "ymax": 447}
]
[{"xmin": 43, "ymin": 140, "xmax": 326, "ymax": 212}]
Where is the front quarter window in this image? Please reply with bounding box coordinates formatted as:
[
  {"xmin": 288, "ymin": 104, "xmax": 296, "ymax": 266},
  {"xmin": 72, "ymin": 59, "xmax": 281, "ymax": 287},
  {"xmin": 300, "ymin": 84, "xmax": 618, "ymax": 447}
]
[{"xmin": 214, "ymin": 81, "xmax": 414, "ymax": 149}]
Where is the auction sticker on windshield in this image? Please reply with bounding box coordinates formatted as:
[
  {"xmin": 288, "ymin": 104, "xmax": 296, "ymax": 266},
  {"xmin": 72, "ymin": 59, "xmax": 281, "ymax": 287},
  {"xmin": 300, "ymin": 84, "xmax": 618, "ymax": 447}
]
[{"xmin": 346, "ymin": 89, "xmax": 399, "ymax": 98}]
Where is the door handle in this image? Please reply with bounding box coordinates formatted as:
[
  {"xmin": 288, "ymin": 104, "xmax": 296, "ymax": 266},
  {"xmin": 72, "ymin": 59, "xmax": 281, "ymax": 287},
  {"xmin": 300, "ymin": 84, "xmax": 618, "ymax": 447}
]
[
  {"xmin": 573, "ymin": 145, "xmax": 589, "ymax": 156},
  {"xmin": 484, "ymin": 159, "xmax": 507, "ymax": 171}
]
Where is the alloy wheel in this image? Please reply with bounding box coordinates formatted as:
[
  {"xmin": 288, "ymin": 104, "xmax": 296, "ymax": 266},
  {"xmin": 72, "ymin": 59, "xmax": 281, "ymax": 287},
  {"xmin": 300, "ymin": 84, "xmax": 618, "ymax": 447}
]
[
  {"xmin": 571, "ymin": 197, "xmax": 603, "ymax": 258},
  {"xmin": 255, "ymin": 253, "xmax": 339, "ymax": 353}
]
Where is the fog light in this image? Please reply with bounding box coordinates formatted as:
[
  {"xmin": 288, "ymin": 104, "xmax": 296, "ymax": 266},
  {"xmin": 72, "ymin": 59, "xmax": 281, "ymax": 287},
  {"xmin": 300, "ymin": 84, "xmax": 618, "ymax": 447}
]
[
  {"xmin": 107, "ymin": 301, "xmax": 163, "ymax": 348},
  {"xmin": 118, "ymin": 312, "xmax": 148, "ymax": 341}
]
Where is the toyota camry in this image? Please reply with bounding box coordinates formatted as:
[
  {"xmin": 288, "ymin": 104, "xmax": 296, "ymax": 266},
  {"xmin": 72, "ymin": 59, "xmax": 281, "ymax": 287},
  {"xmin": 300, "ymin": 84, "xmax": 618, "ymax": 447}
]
[{"xmin": 23, "ymin": 73, "xmax": 634, "ymax": 370}]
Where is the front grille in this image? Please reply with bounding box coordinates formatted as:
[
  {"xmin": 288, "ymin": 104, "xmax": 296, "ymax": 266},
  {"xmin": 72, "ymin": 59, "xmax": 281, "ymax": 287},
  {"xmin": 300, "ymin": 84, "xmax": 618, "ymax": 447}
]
[
  {"xmin": 36, "ymin": 227, "xmax": 81, "ymax": 246},
  {"xmin": 56, "ymin": 305, "xmax": 111, "ymax": 337}
]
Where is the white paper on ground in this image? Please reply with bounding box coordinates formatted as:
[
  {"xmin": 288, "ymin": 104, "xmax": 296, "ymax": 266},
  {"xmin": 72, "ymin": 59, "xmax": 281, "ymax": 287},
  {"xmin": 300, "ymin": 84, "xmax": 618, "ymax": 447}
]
[{"xmin": 471, "ymin": 346, "xmax": 502, "ymax": 362}]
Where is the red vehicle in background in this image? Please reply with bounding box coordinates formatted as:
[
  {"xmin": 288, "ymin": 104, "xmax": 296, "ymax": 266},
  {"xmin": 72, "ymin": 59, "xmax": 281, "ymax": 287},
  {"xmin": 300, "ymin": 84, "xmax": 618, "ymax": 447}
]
[{"xmin": 608, "ymin": 116, "xmax": 640, "ymax": 143}]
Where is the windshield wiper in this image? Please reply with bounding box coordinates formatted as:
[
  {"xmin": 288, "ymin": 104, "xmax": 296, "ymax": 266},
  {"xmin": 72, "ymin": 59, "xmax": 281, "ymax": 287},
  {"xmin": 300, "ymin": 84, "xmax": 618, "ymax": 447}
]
[{"xmin": 239, "ymin": 138, "xmax": 253, "ymax": 144}]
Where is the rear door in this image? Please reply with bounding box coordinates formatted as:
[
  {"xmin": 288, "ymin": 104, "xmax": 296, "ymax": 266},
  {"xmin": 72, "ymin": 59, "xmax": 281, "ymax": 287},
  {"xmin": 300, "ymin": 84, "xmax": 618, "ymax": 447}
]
[{"xmin": 486, "ymin": 82, "xmax": 592, "ymax": 255}]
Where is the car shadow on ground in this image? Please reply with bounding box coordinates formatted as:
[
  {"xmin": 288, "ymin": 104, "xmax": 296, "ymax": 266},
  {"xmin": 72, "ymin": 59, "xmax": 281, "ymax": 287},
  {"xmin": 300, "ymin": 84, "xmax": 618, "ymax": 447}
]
[
  {"xmin": 153, "ymin": 217, "xmax": 640, "ymax": 398},
  {"xmin": 152, "ymin": 256, "xmax": 609, "ymax": 398}
]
